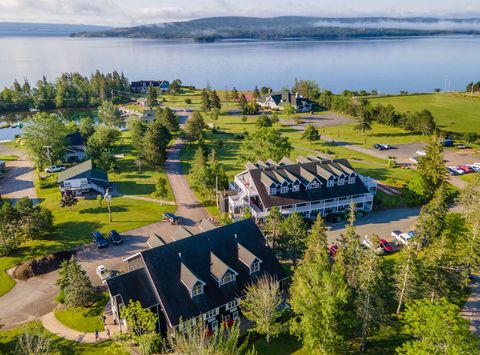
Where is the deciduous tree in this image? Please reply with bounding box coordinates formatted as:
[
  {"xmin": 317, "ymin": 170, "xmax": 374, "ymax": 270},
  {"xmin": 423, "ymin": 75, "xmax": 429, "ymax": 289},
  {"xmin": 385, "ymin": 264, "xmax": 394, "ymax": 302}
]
[
  {"xmin": 98, "ymin": 100, "xmax": 121, "ymax": 127},
  {"xmin": 239, "ymin": 127, "xmax": 292, "ymax": 163},
  {"xmin": 241, "ymin": 275, "xmax": 284, "ymax": 343},
  {"xmin": 301, "ymin": 124, "xmax": 320, "ymax": 144}
]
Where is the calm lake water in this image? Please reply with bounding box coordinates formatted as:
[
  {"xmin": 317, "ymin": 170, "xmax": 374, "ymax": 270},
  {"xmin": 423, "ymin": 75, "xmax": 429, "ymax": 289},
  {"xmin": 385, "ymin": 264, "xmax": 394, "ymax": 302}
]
[{"xmin": 0, "ymin": 36, "xmax": 480, "ymax": 94}]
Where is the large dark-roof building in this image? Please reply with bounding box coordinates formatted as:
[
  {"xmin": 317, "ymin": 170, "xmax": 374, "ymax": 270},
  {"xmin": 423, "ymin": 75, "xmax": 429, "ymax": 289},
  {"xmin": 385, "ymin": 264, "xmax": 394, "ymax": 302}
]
[
  {"xmin": 107, "ymin": 219, "xmax": 287, "ymax": 334},
  {"xmin": 131, "ymin": 80, "xmax": 170, "ymax": 94},
  {"xmin": 228, "ymin": 156, "xmax": 377, "ymax": 220}
]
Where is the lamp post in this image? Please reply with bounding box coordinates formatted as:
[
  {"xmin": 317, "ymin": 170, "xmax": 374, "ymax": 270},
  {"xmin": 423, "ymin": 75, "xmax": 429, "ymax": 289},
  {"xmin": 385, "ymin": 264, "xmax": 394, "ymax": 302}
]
[{"xmin": 104, "ymin": 188, "xmax": 112, "ymax": 222}]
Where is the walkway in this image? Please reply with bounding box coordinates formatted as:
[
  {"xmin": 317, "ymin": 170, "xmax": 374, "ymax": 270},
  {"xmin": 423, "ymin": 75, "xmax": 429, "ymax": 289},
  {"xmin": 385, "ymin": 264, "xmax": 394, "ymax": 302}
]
[
  {"xmin": 461, "ymin": 275, "xmax": 480, "ymax": 335},
  {"xmin": 42, "ymin": 310, "xmax": 119, "ymax": 343},
  {"xmin": 122, "ymin": 194, "xmax": 175, "ymax": 205}
]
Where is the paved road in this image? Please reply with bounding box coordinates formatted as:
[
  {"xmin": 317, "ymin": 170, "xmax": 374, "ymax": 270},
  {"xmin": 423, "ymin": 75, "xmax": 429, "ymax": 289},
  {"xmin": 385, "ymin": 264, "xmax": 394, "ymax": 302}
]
[
  {"xmin": 461, "ymin": 275, "xmax": 480, "ymax": 335},
  {"xmin": 0, "ymin": 110, "xmax": 209, "ymax": 329},
  {"xmin": 0, "ymin": 144, "xmax": 37, "ymax": 203}
]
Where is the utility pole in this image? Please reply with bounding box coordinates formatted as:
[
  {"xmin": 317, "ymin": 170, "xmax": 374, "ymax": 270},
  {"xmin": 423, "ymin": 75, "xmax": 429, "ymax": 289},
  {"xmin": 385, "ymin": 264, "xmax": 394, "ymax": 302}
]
[
  {"xmin": 104, "ymin": 187, "xmax": 112, "ymax": 222},
  {"xmin": 216, "ymin": 175, "xmax": 219, "ymax": 210},
  {"xmin": 43, "ymin": 145, "xmax": 53, "ymax": 169}
]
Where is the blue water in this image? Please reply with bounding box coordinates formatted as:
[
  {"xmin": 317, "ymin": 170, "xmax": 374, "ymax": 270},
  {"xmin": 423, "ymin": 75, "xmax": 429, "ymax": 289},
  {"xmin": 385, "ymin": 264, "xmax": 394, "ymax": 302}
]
[{"xmin": 0, "ymin": 35, "xmax": 479, "ymax": 94}]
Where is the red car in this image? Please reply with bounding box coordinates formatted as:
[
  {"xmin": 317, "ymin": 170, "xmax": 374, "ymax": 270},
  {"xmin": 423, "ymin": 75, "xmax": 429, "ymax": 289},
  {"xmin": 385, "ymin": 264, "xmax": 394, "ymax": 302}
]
[
  {"xmin": 329, "ymin": 244, "xmax": 339, "ymax": 257},
  {"xmin": 379, "ymin": 239, "xmax": 393, "ymax": 253},
  {"xmin": 458, "ymin": 165, "xmax": 473, "ymax": 174}
]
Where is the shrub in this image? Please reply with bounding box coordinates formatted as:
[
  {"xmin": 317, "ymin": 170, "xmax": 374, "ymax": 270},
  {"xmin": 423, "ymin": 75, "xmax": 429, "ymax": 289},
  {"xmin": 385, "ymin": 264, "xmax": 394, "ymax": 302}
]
[
  {"xmin": 185, "ymin": 98, "xmax": 192, "ymax": 104},
  {"xmin": 464, "ymin": 132, "xmax": 479, "ymax": 143}
]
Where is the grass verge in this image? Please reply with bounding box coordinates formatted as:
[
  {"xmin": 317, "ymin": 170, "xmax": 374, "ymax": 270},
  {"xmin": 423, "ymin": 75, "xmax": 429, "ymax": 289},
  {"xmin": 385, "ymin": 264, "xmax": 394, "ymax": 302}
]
[{"xmin": 54, "ymin": 294, "xmax": 108, "ymax": 333}]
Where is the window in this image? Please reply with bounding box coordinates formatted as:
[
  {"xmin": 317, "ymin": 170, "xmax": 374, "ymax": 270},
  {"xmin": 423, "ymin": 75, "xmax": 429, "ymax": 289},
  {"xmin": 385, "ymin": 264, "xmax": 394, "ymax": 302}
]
[
  {"xmin": 292, "ymin": 184, "xmax": 300, "ymax": 192},
  {"xmin": 309, "ymin": 181, "xmax": 319, "ymax": 189},
  {"xmin": 250, "ymin": 261, "xmax": 261, "ymax": 274},
  {"xmin": 232, "ymin": 310, "xmax": 239, "ymax": 321},
  {"xmin": 348, "ymin": 176, "xmax": 356, "ymax": 184},
  {"xmin": 192, "ymin": 284, "xmax": 203, "ymax": 297},
  {"xmin": 226, "ymin": 299, "xmax": 239, "ymax": 311},
  {"xmin": 281, "ymin": 186, "xmax": 288, "ymax": 193},
  {"xmin": 338, "ymin": 178, "xmax": 345, "ymax": 186},
  {"xmin": 327, "ymin": 179, "xmax": 334, "ymax": 187},
  {"xmin": 221, "ymin": 272, "xmax": 235, "ymax": 285},
  {"xmin": 270, "ymin": 187, "xmax": 276, "ymax": 195},
  {"xmin": 204, "ymin": 308, "xmax": 219, "ymax": 320}
]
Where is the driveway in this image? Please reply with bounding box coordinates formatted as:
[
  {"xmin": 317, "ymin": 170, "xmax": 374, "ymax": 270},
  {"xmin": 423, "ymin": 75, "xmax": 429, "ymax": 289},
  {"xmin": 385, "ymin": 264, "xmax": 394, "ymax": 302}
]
[
  {"xmin": 0, "ymin": 110, "xmax": 210, "ymax": 329},
  {"xmin": 0, "ymin": 144, "xmax": 37, "ymax": 203},
  {"xmin": 327, "ymin": 207, "xmax": 420, "ymax": 243}
]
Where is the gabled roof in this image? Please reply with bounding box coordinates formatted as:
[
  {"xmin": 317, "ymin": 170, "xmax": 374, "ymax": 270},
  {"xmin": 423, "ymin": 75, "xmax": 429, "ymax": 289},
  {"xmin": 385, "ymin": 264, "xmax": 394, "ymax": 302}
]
[
  {"xmin": 106, "ymin": 268, "xmax": 158, "ymax": 309},
  {"xmin": 170, "ymin": 226, "xmax": 193, "ymax": 241},
  {"xmin": 181, "ymin": 262, "xmax": 206, "ymax": 291},
  {"xmin": 237, "ymin": 242, "xmax": 261, "ymax": 267},
  {"xmin": 57, "ymin": 160, "xmax": 109, "ymax": 188},
  {"xmin": 198, "ymin": 219, "xmax": 216, "ymax": 232},
  {"xmin": 66, "ymin": 132, "xmax": 85, "ymax": 147},
  {"xmin": 210, "ymin": 252, "xmax": 237, "ymax": 281},
  {"xmin": 108, "ymin": 220, "xmax": 286, "ymax": 327},
  {"xmin": 244, "ymin": 158, "xmax": 369, "ymax": 209}
]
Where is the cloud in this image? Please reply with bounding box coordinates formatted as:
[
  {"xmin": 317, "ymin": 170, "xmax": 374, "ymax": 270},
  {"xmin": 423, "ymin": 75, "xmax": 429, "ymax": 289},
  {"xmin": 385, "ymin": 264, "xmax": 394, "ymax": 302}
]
[{"xmin": 1, "ymin": 0, "xmax": 480, "ymax": 27}]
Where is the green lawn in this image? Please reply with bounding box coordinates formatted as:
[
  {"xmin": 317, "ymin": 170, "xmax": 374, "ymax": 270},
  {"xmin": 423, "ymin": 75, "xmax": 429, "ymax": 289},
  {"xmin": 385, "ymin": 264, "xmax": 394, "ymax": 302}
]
[
  {"xmin": 252, "ymin": 334, "xmax": 304, "ymax": 355},
  {"xmin": 320, "ymin": 122, "xmax": 428, "ymax": 146},
  {"xmin": 54, "ymin": 294, "xmax": 108, "ymax": 333},
  {"xmin": 113, "ymin": 131, "xmax": 174, "ymax": 201},
  {"xmin": 0, "ymin": 321, "xmax": 119, "ymax": 355},
  {"xmin": 0, "ymin": 154, "xmax": 18, "ymax": 161},
  {"xmin": 369, "ymin": 93, "xmax": 480, "ymax": 134},
  {"xmin": 0, "ymin": 176, "xmax": 175, "ymax": 297}
]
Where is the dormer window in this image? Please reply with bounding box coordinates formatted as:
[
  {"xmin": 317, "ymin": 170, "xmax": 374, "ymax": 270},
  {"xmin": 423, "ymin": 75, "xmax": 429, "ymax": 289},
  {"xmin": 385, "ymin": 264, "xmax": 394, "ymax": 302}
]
[
  {"xmin": 250, "ymin": 260, "xmax": 261, "ymax": 274},
  {"xmin": 309, "ymin": 181, "xmax": 320, "ymax": 189},
  {"xmin": 327, "ymin": 179, "xmax": 334, "ymax": 187},
  {"xmin": 221, "ymin": 272, "xmax": 235, "ymax": 285},
  {"xmin": 270, "ymin": 187, "xmax": 276, "ymax": 195},
  {"xmin": 338, "ymin": 178, "xmax": 345, "ymax": 186},
  {"xmin": 281, "ymin": 186, "xmax": 288, "ymax": 193},
  {"xmin": 348, "ymin": 176, "xmax": 356, "ymax": 184},
  {"xmin": 192, "ymin": 283, "xmax": 203, "ymax": 297}
]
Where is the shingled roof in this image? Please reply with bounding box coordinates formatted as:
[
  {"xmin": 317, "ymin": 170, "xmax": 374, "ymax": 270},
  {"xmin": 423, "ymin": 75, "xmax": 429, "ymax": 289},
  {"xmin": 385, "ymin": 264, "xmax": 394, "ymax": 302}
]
[
  {"xmin": 245, "ymin": 158, "xmax": 367, "ymax": 209},
  {"xmin": 106, "ymin": 219, "xmax": 286, "ymax": 328},
  {"xmin": 57, "ymin": 160, "xmax": 109, "ymax": 188}
]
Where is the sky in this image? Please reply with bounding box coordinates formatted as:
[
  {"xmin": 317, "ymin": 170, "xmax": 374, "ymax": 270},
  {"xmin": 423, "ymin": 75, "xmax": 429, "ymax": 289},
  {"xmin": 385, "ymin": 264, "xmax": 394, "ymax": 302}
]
[{"xmin": 0, "ymin": 0, "xmax": 479, "ymax": 27}]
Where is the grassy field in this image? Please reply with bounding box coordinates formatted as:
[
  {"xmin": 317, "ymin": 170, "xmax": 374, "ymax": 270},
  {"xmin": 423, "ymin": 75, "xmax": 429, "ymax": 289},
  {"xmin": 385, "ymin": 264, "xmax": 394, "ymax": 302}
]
[
  {"xmin": 113, "ymin": 131, "xmax": 174, "ymax": 200},
  {"xmin": 0, "ymin": 177, "xmax": 175, "ymax": 297},
  {"xmin": 320, "ymin": 123, "xmax": 428, "ymax": 146},
  {"xmin": 0, "ymin": 154, "xmax": 18, "ymax": 161},
  {"xmin": 369, "ymin": 94, "xmax": 480, "ymax": 134},
  {"xmin": 54, "ymin": 294, "xmax": 108, "ymax": 333},
  {"xmin": 0, "ymin": 321, "xmax": 118, "ymax": 354}
]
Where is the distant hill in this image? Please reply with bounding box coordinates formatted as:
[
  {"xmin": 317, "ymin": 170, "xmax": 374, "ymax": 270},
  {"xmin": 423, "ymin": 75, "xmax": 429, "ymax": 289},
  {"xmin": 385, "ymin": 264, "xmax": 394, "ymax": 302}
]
[
  {"xmin": 71, "ymin": 16, "xmax": 480, "ymax": 41},
  {"xmin": 0, "ymin": 22, "xmax": 111, "ymax": 36}
]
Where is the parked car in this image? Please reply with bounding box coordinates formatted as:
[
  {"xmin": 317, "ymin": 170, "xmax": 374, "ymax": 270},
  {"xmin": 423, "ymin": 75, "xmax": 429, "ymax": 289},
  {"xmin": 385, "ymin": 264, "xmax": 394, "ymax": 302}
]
[
  {"xmin": 443, "ymin": 138, "xmax": 454, "ymax": 147},
  {"xmin": 108, "ymin": 230, "xmax": 123, "ymax": 245},
  {"xmin": 449, "ymin": 166, "xmax": 464, "ymax": 175},
  {"xmin": 456, "ymin": 144, "xmax": 470, "ymax": 149},
  {"xmin": 92, "ymin": 231, "xmax": 108, "ymax": 248},
  {"xmin": 409, "ymin": 157, "xmax": 418, "ymax": 164},
  {"xmin": 466, "ymin": 164, "xmax": 480, "ymax": 172},
  {"xmin": 392, "ymin": 230, "xmax": 414, "ymax": 246},
  {"xmin": 183, "ymin": 108, "xmax": 192, "ymax": 112},
  {"xmin": 458, "ymin": 165, "xmax": 473, "ymax": 174},
  {"xmin": 416, "ymin": 150, "xmax": 427, "ymax": 156},
  {"xmin": 373, "ymin": 144, "xmax": 386, "ymax": 150},
  {"xmin": 96, "ymin": 265, "xmax": 110, "ymax": 283},
  {"xmin": 362, "ymin": 235, "xmax": 384, "ymax": 254},
  {"xmin": 447, "ymin": 167, "xmax": 458, "ymax": 175},
  {"xmin": 329, "ymin": 244, "xmax": 339, "ymax": 257},
  {"xmin": 163, "ymin": 212, "xmax": 179, "ymax": 225},
  {"xmin": 44, "ymin": 165, "xmax": 65, "ymax": 173},
  {"xmin": 473, "ymin": 162, "xmax": 480, "ymax": 168},
  {"xmin": 379, "ymin": 239, "xmax": 393, "ymax": 253},
  {"xmin": 381, "ymin": 144, "xmax": 392, "ymax": 150}
]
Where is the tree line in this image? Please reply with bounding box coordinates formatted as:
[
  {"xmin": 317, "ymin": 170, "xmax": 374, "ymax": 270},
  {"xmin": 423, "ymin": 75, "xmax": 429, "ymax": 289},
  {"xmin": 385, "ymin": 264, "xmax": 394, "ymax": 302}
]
[{"xmin": 0, "ymin": 70, "xmax": 130, "ymax": 112}]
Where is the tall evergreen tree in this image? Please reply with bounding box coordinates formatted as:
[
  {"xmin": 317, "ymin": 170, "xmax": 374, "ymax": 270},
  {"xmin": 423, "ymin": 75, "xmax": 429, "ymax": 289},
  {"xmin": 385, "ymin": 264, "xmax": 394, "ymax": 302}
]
[
  {"xmin": 63, "ymin": 256, "xmax": 95, "ymax": 308},
  {"xmin": 290, "ymin": 216, "xmax": 352, "ymax": 354},
  {"xmin": 142, "ymin": 121, "xmax": 171, "ymax": 166},
  {"xmin": 146, "ymin": 85, "xmax": 158, "ymax": 108},
  {"xmin": 98, "ymin": 100, "xmax": 121, "ymax": 127},
  {"xmin": 263, "ymin": 207, "xmax": 283, "ymax": 249},
  {"xmin": 200, "ymin": 88, "xmax": 211, "ymax": 112},
  {"xmin": 209, "ymin": 90, "xmax": 222, "ymax": 111},
  {"xmin": 278, "ymin": 212, "xmax": 308, "ymax": 266},
  {"xmin": 394, "ymin": 242, "xmax": 420, "ymax": 314},
  {"xmin": 157, "ymin": 107, "xmax": 179, "ymax": 132}
]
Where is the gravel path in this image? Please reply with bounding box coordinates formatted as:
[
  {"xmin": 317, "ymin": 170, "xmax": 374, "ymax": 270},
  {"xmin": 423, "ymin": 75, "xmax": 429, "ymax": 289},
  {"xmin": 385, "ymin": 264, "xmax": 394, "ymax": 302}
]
[{"xmin": 461, "ymin": 275, "xmax": 480, "ymax": 335}]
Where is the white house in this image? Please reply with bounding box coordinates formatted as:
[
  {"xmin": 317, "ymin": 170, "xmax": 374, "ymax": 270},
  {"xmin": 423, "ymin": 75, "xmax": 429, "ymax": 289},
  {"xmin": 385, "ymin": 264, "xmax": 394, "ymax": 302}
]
[
  {"xmin": 257, "ymin": 90, "xmax": 314, "ymax": 112},
  {"xmin": 227, "ymin": 156, "xmax": 377, "ymax": 221}
]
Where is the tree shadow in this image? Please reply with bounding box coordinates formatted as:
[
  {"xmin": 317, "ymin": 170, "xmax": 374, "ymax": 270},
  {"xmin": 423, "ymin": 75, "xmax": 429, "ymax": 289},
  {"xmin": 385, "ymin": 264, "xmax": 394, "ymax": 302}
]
[
  {"xmin": 79, "ymin": 206, "xmax": 128, "ymax": 214},
  {"xmin": 115, "ymin": 181, "xmax": 155, "ymax": 195}
]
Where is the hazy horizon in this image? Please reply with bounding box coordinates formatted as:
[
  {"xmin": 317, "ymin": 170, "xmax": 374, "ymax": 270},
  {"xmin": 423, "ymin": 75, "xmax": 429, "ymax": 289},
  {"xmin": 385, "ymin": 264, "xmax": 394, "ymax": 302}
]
[{"xmin": 1, "ymin": 0, "xmax": 480, "ymax": 27}]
